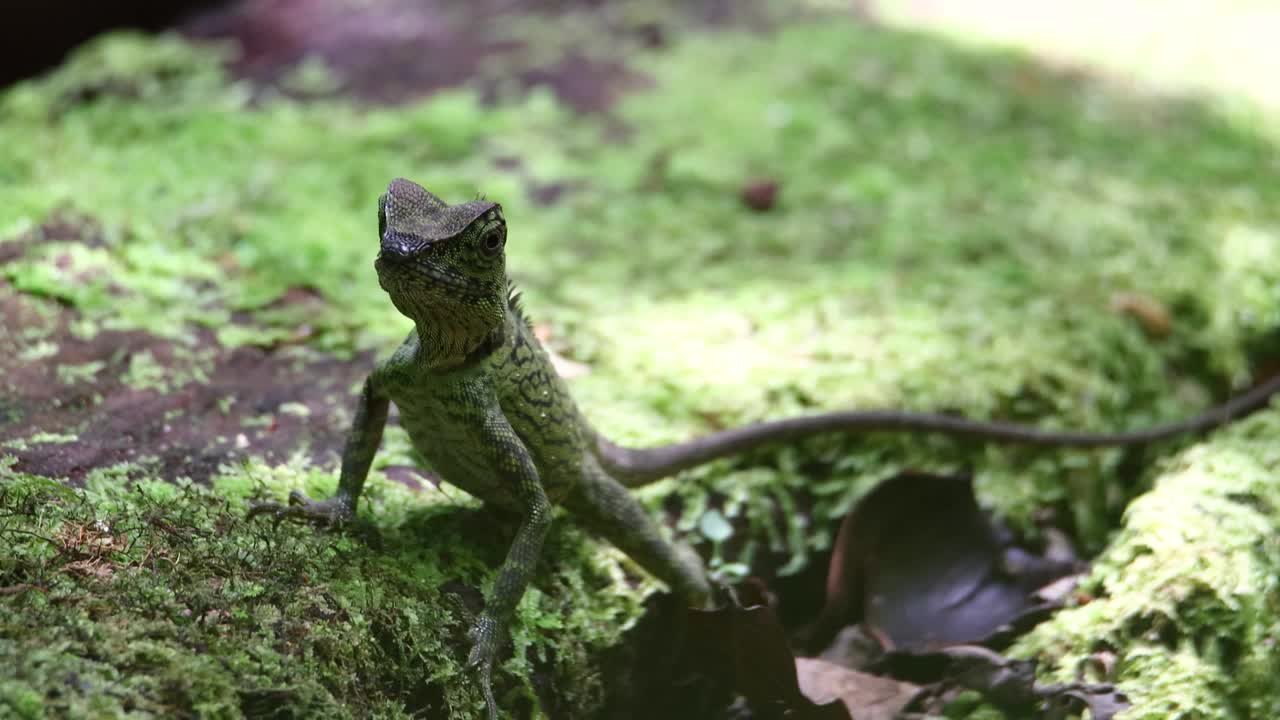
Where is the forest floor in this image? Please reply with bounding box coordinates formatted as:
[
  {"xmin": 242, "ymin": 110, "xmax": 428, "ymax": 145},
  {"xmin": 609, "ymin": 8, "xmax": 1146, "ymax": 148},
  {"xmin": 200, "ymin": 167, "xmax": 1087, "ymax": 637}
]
[{"xmin": 3, "ymin": 1, "xmax": 1280, "ymax": 718}]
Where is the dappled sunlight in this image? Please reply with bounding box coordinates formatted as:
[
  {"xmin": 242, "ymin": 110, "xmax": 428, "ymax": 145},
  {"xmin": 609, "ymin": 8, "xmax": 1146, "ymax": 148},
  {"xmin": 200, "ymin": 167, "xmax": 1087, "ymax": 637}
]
[{"xmin": 869, "ymin": 0, "xmax": 1280, "ymax": 115}]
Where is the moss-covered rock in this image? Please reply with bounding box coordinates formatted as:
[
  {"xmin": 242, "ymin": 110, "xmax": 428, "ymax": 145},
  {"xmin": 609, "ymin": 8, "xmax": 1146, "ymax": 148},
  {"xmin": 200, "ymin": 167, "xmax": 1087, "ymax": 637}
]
[
  {"xmin": 0, "ymin": 465, "xmax": 647, "ymax": 718},
  {"xmin": 1014, "ymin": 408, "xmax": 1280, "ymax": 719}
]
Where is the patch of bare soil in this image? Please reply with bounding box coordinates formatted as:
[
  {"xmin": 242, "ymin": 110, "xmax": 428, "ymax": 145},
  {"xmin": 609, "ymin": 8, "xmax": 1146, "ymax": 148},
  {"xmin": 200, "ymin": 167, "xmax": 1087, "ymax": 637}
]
[
  {"xmin": 0, "ymin": 220, "xmax": 369, "ymax": 485},
  {"xmin": 182, "ymin": 0, "xmax": 770, "ymax": 112}
]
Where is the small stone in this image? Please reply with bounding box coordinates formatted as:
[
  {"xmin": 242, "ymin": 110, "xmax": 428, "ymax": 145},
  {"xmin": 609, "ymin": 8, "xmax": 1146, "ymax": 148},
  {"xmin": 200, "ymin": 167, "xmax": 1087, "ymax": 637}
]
[{"xmin": 741, "ymin": 179, "xmax": 779, "ymax": 212}]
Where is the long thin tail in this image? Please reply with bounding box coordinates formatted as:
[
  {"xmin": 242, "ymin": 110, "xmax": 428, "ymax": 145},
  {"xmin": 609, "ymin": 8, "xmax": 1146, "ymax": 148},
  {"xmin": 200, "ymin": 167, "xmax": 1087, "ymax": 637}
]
[{"xmin": 595, "ymin": 373, "xmax": 1280, "ymax": 488}]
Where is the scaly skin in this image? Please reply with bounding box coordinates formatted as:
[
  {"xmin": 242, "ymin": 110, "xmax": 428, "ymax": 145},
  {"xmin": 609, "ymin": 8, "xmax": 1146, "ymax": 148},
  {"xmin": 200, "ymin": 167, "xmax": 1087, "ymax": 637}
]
[{"xmin": 250, "ymin": 178, "xmax": 1280, "ymax": 718}]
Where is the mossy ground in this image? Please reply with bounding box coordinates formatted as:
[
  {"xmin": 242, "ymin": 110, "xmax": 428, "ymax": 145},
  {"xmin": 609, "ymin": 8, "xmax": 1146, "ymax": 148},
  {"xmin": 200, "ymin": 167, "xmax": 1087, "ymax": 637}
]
[
  {"xmin": 1011, "ymin": 409, "xmax": 1280, "ymax": 718},
  {"xmin": 2, "ymin": 3, "xmax": 1280, "ymax": 717}
]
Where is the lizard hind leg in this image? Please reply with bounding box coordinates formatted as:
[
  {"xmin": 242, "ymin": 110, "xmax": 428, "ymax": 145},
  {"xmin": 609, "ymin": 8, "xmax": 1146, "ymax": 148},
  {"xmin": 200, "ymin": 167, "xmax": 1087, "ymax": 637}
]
[{"xmin": 566, "ymin": 461, "xmax": 712, "ymax": 606}]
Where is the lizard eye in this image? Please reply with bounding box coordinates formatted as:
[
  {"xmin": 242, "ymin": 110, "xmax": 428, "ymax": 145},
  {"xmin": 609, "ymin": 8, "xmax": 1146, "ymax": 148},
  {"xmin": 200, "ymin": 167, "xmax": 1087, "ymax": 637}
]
[{"xmin": 480, "ymin": 226, "xmax": 505, "ymax": 256}]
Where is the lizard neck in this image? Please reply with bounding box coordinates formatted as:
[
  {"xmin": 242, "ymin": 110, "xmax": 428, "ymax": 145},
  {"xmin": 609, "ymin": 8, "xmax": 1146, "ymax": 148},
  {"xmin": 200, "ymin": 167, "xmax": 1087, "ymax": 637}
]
[{"xmin": 414, "ymin": 311, "xmax": 508, "ymax": 373}]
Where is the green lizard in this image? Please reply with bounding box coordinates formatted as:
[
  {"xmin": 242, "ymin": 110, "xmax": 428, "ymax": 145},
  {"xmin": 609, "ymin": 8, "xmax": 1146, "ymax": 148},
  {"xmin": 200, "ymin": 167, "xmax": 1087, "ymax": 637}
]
[{"xmin": 250, "ymin": 178, "xmax": 1280, "ymax": 718}]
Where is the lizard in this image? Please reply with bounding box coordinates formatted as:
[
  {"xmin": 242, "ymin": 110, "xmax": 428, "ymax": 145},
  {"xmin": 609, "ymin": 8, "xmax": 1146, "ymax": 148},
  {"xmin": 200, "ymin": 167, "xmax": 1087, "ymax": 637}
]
[{"xmin": 249, "ymin": 178, "xmax": 1280, "ymax": 718}]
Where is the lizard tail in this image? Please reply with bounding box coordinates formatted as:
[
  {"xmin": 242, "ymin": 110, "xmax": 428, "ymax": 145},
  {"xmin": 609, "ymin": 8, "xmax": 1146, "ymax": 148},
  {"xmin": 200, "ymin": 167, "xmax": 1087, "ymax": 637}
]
[{"xmin": 595, "ymin": 372, "xmax": 1280, "ymax": 488}]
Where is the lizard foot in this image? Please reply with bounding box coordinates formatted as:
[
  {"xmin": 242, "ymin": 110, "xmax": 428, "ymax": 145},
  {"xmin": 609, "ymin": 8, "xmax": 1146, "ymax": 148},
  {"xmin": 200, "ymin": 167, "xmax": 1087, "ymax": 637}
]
[
  {"xmin": 467, "ymin": 614, "xmax": 502, "ymax": 720},
  {"xmin": 247, "ymin": 491, "xmax": 355, "ymax": 527}
]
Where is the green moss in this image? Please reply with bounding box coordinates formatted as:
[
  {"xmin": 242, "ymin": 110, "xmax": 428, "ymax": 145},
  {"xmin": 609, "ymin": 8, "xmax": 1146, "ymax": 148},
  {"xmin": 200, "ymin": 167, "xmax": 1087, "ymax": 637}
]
[
  {"xmin": 1, "ymin": 432, "xmax": 78, "ymax": 452},
  {"xmin": 1012, "ymin": 408, "xmax": 1280, "ymax": 718},
  {"xmin": 55, "ymin": 360, "xmax": 105, "ymax": 385},
  {"xmin": 16, "ymin": 340, "xmax": 59, "ymax": 362},
  {"xmin": 0, "ymin": 463, "xmax": 647, "ymax": 718},
  {"xmin": 122, "ymin": 349, "xmax": 214, "ymax": 394}
]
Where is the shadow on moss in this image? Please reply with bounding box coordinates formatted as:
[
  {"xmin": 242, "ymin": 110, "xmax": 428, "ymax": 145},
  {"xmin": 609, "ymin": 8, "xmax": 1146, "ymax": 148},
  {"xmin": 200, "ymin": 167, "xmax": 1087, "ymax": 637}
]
[{"xmin": 0, "ymin": 470, "xmax": 647, "ymax": 718}]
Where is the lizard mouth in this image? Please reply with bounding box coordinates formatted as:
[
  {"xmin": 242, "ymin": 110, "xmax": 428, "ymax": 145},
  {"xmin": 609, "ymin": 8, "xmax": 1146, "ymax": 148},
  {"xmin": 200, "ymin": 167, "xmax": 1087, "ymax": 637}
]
[{"xmin": 375, "ymin": 252, "xmax": 481, "ymax": 301}]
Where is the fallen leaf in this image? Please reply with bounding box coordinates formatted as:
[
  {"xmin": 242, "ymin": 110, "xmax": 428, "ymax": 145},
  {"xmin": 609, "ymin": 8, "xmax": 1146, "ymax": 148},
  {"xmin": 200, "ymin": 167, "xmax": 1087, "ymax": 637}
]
[
  {"xmin": 809, "ymin": 472, "xmax": 1080, "ymax": 652},
  {"xmin": 1110, "ymin": 291, "xmax": 1171, "ymax": 338},
  {"xmin": 816, "ymin": 625, "xmax": 883, "ymax": 670},
  {"xmin": 685, "ymin": 590, "xmax": 851, "ymax": 720},
  {"xmin": 796, "ymin": 658, "xmax": 919, "ymax": 720}
]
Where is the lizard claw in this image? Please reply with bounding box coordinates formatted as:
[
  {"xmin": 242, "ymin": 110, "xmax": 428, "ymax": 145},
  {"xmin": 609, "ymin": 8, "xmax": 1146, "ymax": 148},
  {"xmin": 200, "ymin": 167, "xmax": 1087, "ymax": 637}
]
[
  {"xmin": 467, "ymin": 615, "xmax": 501, "ymax": 720},
  {"xmin": 246, "ymin": 492, "xmax": 355, "ymax": 527}
]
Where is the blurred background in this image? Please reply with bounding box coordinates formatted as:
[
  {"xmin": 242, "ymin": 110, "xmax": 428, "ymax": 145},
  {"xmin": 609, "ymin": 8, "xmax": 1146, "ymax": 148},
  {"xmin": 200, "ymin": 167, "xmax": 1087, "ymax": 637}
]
[{"xmin": 5, "ymin": 1, "xmax": 1278, "ymax": 107}]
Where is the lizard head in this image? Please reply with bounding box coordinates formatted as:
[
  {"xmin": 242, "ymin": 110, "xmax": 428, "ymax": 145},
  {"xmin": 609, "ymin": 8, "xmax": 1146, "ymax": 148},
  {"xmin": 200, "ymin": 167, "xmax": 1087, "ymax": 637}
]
[{"xmin": 375, "ymin": 178, "xmax": 509, "ymax": 356}]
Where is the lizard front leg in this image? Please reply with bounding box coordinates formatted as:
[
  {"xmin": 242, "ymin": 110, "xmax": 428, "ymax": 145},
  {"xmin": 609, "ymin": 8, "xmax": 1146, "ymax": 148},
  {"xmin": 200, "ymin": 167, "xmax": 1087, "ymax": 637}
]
[
  {"xmin": 467, "ymin": 413, "xmax": 555, "ymax": 720},
  {"xmin": 249, "ymin": 375, "xmax": 389, "ymax": 525}
]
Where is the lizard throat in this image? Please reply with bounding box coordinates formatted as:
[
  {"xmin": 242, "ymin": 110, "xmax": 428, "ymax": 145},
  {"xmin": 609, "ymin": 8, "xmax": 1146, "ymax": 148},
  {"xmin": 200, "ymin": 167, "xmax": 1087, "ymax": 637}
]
[{"xmin": 416, "ymin": 317, "xmax": 507, "ymax": 373}]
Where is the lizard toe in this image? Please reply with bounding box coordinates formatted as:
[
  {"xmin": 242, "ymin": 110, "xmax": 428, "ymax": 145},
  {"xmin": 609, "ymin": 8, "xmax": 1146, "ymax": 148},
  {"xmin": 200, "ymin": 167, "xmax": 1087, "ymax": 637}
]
[{"xmin": 246, "ymin": 495, "xmax": 353, "ymax": 527}]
